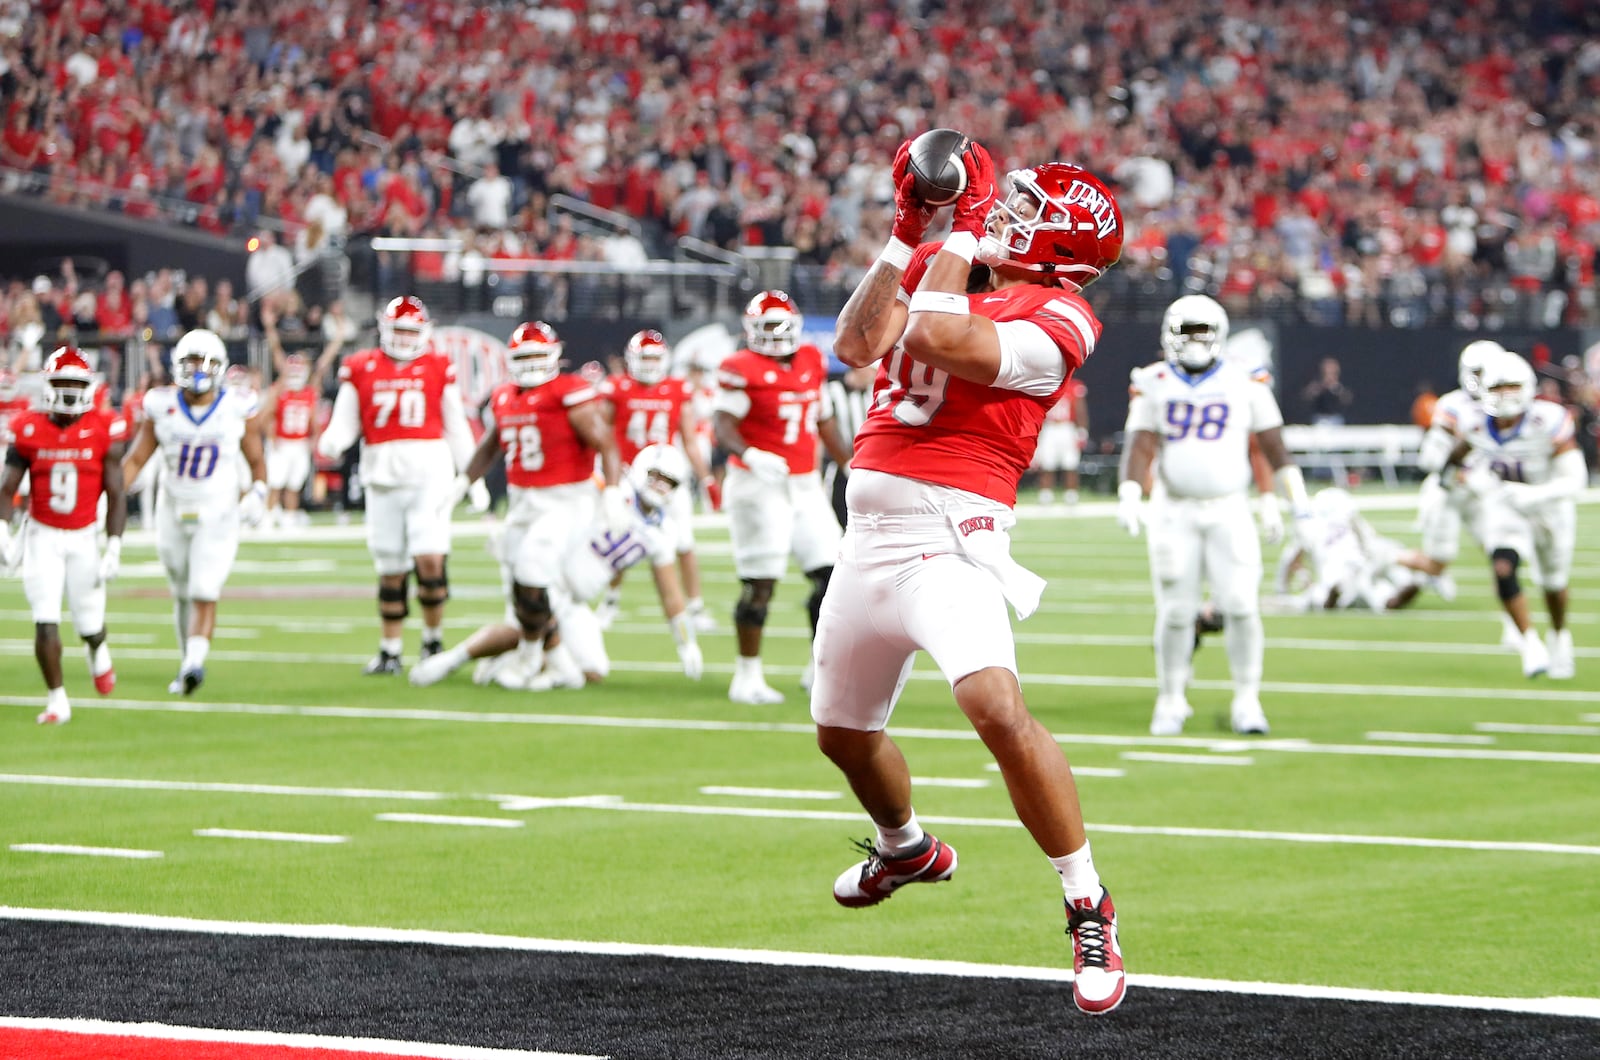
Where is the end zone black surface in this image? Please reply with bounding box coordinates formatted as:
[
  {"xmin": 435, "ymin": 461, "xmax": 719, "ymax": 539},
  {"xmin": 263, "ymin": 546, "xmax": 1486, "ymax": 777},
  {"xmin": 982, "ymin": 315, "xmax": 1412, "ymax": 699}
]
[{"xmin": 2, "ymin": 921, "xmax": 1593, "ymax": 1059}]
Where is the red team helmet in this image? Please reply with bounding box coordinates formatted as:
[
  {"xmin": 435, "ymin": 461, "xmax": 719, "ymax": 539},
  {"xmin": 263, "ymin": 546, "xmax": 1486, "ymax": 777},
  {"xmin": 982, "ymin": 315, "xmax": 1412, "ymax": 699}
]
[
  {"xmin": 42, "ymin": 346, "xmax": 98, "ymax": 416},
  {"xmin": 378, "ymin": 295, "xmax": 432, "ymax": 361},
  {"xmin": 741, "ymin": 290, "xmax": 802, "ymax": 357},
  {"xmin": 625, "ymin": 329, "xmax": 671, "ymax": 386},
  {"xmin": 977, "ymin": 163, "xmax": 1124, "ymax": 292},
  {"xmin": 506, "ymin": 321, "xmax": 563, "ymax": 388},
  {"xmin": 282, "ymin": 353, "xmax": 311, "ymax": 388}
]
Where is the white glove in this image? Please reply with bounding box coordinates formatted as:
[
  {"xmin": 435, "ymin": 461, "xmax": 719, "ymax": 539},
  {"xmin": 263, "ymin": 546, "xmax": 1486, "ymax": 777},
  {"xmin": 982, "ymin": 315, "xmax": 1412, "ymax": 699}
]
[
  {"xmin": 239, "ymin": 481, "xmax": 268, "ymax": 527},
  {"xmin": 98, "ymin": 535, "xmax": 122, "ymax": 584},
  {"xmin": 601, "ymin": 485, "xmax": 632, "ymax": 534},
  {"xmin": 1414, "ymin": 473, "xmax": 1445, "ymax": 530},
  {"xmin": 441, "ymin": 474, "xmax": 472, "ymax": 516},
  {"xmin": 1258, "ymin": 494, "xmax": 1284, "ymax": 546},
  {"xmin": 741, "ymin": 447, "xmax": 790, "ymax": 484},
  {"xmin": 467, "ymin": 478, "xmax": 492, "ymax": 514},
  {"xmin": 677, "ymin": 639, "xmax": 704, "ymax": 680},
  {"xmin": 1502, "ymin": 481, "xmax": 1540, "ymax": 515},
  {"xmin": 1115, "ymin": 480, "xmax": 1144, "ymax": 536}
]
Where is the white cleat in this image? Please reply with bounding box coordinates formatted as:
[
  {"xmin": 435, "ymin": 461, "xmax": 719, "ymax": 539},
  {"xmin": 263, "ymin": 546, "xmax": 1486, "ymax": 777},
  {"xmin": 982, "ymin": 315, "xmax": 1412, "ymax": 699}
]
[
  {"xmin": 409, "ymin": 653, "xmax": 459, "ymax": 687},
  {"xmin": 1499, "ymin": 616, "xmax": 1525, "ymax": 653},
  {"xmin": 1520, "ymin": 631, "xmax": 1550, "ymax": 679},
  {"xmin": 729, "ymin": 677, "xmax": 786, "ymax": 705},
  {"xmin": 526, "ymin": 670, "xmax": 585, "ymax": 692},
  {"xmin": 1230, "ymin": 696, "xmax": 1271, "ymax": 735},
  {"xmin": 1545, "ymin": 629, "xmax": 1573, "ymax": 680},
  {"xmin": 1149, "ymin": 695, "xmax": 1192, "ymax": 736},
  {"xmin": 36, "ymin": 707, "xmax": 70, "ymax": 725}
]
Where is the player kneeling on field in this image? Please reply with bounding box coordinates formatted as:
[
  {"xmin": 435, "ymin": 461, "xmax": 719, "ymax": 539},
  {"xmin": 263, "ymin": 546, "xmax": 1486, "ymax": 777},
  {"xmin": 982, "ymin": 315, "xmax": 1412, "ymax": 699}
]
[
  {"xmin": 409, "ymin": 444, "xmax": 704, "ymax": 689},
  {"xmin": 0, "ymin": 347, "xmax": 128, "ymax": 724}
]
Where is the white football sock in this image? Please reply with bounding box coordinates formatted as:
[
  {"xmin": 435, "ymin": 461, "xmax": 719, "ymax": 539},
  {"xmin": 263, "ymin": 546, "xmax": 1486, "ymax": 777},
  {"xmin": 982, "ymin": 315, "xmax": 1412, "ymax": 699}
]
[
  {"xmin": 1050, "ymin": 842, "xmax": 1102, "ymax": 903},
  {"xmin": 874, "ymin": 814, "xmax": 926, "ymax": 856},
  {"xmin": 734, "ymin": 655, "xmax": 765, "ymax": 683},
  {"xmin": 1223, "ymin": 611, "xmax": 1264, "ymax": 697},
  {"xmin": 380, "ymin": 637, "xmax": 403, "ymax": 657},
  {"xmin": 88, "ymin": 642, "xmax": 113, "ymax": 676}
]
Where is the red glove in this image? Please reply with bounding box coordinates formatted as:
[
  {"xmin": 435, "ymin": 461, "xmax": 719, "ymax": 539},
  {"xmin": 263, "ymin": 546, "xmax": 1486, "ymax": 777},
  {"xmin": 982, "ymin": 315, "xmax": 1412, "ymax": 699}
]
[
  {"xmin": 950, "ymin": 140, "xmax": 997, "ymax": 238},
  {"xmin": 890, "ymin": 139, "xmax": 937, "ymax": 247}
]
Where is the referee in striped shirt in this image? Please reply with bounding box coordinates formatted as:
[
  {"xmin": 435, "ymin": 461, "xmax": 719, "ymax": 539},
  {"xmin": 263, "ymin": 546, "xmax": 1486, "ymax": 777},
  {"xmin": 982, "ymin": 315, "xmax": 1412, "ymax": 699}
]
[{"xmin": 820, "ymin": 361, "xmax": 874, "ymax": 529}]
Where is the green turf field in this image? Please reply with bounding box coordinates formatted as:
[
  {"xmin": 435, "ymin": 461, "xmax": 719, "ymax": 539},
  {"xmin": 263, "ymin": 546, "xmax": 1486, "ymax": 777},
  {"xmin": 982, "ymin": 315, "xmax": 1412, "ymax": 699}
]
[{"xmin": 3, "ymin": 498, "xmax": 1598, "ymax": 1003}]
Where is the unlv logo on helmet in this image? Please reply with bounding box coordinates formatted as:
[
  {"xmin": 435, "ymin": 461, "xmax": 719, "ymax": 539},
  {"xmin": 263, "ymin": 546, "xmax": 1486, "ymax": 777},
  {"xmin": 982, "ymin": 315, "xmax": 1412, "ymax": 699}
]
[
  {"xmin": 1063, "ymin": 179, "xmax": 1120, "ymax": 239},
  {"xmin": 978, "ymin": 163, "xmax": 1123, "ymax": 292}
]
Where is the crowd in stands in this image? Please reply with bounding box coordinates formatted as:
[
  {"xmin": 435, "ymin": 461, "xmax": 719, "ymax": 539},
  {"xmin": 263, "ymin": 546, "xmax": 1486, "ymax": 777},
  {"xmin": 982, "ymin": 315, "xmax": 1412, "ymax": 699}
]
[{"xmin": 3, "ymin": 0, "xmax": 1600, "ymax": 331}]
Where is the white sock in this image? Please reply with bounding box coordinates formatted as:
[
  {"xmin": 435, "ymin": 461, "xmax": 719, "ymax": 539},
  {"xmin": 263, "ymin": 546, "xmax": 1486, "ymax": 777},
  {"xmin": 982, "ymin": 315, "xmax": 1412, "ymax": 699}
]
[
  {"xmin": 422, "ymin": 624, "xmax": 443, "ymax": 645},
  {"xmin": 182, "ymin": 635, "xmax": 210, "ymax": 671},
  {"xmin": 1038, "ymin": 488, "xmax": 1054, "ymax": 504},
  {"xmin": 88, "ymin": 642, "xmax": 113, "ymax": 676},
  {"xmin": 439, "ymin": 644, "xmax": 471, "ymax": 672},
  {"xmin": 47, "ymin": 686, "xmax": 70, "ymax": 712},
  {"xmin": 1223, "ymin": 611, "xmax": 1264, "ymax": 696},
  {"xmin": 874, "ymin": 814, "xmax": 926, "ymax": 856},
  {"xmin": 734, "ymin": 655, "xmax": 764, "ymax": 683},
  {"xmin": 380, "ymin": 637, "xmax": 403, "ymax": 657},
  {"xmin": 1049, "ymin": 842, "xmax": 1102, "ymax": 903}
]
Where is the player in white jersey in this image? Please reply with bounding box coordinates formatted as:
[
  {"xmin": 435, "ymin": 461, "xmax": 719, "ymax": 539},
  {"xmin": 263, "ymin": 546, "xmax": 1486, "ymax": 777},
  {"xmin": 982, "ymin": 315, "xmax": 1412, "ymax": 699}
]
[
  {"xmin": 407, "ymin": 444, "xmax": 704, "ymax": 690},
  {"xmin": 122, "ymin": 329, "xmax": 269, "ymax": 694},
  {"xmin": 1117, "ymin": 295, "xmax": 1311, "ymax": 735},
  {"xmin": 1273, "ymin": 488, "xmax": 1413, "ymax": 612},
  {"xmin": 1392, "ymin": 340, "xmax": 1503, "ymax": 617},
  {"xmin": 1450, "ymin": 351, "xmax": 1586, "ymax": 679}
]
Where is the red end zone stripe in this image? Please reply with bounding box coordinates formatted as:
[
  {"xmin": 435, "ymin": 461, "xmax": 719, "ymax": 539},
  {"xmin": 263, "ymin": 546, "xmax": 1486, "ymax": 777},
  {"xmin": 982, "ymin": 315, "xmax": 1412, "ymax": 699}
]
[
  {"xmin": 0, "ymin": 1022, "xmax": 591, "ymax": 1060},
  {"xmin": 0, "ymin": 1029, "xmax": 421, "ymax": 1060}
]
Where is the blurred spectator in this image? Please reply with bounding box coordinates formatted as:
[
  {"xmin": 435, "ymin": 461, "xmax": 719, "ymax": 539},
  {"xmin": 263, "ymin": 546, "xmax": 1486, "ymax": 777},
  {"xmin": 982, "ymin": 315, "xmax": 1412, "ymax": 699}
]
[
  {"xmin": 245, "ymin": 229, "xmax": 296, "ymax": 306},
  {"xmin": 466, "ymin": 162, "xmax": 513, "ymax": 230},
  {"xmin": 1301, "ymin": 358, "xmax": 1356, "ymax": 427}
]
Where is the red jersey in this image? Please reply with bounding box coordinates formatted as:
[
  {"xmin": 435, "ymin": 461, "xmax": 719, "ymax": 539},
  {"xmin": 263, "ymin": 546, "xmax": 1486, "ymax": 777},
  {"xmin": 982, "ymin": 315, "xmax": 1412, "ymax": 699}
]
[
  {"xmin": 274, "ymin": 385, "xmax": 318, "ymax": 442},
  {"xmin": 1044, "ymin": 380, "xmax": 1087, "ymax": 424},
  {"xmin": 488, "ymin": 374, "xmax": 599, "ymax": 489},
  {"xmin": 7, "ymin": 407, "xmax": 125, "ymax": 529},
  {"xmin": 717, "ymin": 344, "xmax": 827, "ymax": 475},
  {"xmin": 338, "ymin": 347, "xmax": 456, "ymax": 444},
  {"xmin": 852, "ymin": 242, "xmax": 1100, "ymax": 505},
  {"xmin": 600, "ymin": 374, "xmax": 692, "ymax": 465}
]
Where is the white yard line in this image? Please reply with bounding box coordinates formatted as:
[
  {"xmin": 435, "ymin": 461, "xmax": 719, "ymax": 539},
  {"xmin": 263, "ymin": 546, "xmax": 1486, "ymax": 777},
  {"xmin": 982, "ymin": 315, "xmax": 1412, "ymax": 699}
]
[
  {"xmin": 374, "ymin": 813, "xmax": 524, "ymax": 829},
  {"xmin": 1366, "ymin": 731, "xmax": 1497, "ymax": 745},
  {"xmin": 193, "ymin": 829, "xmax": 348, "ymax": 844},
  {"xmin": 9, "ymin": 843, "xmax": 162, "ymax": 859},
  {"xmin": 1120, "ymin": 752, "xmax": 1254, "ymax": 766},
  {"xmin": 0, "ymin": 906, "xmax": 1594, "ymax": 1019},
  {"xmin": 698, "ymin": 786, "xmax": 840, "ymax": 800}
]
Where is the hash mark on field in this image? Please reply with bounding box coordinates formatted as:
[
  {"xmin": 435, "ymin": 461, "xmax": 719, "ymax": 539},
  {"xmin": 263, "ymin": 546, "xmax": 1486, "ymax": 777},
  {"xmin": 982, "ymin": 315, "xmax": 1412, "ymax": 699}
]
[
  {"xmin": 698, "ymin": 786, "xmax": 841, "ymax": 800},
  {"xmin": 983, "ymin": 763, "xmax": 1126, "ymax": 778},
  {"xmin": 194, "ymin": 829, "xmax": 348, "ymax": 844},
  {"xmin": 1120, "ymin": 752, "xmax": 1254, "ymax": 766},
  {"xmin": 10, "ymin": 843, "xmax": 162, "ymax": 859},
  {"xmin": 1366, "ymin": 731, "xmax": 1497, "ymax": 745},
  {"xmin": 375, "ymin": 813, "xmax": 524, "ymax": 829},
  {"xmin": 1476, "ymin": 722, "xmax": 1600, "ymax": 736},
  {"xmin": 907, "ymin": 776, "xmax": 991, "ymax": 788}
]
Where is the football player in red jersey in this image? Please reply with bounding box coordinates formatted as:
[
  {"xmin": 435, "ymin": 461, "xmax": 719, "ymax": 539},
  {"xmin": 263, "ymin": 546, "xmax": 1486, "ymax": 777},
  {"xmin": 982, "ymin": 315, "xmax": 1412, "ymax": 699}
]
[
  {"xmin": 0, "ymin": 348, "xmax": 128, "ymax": 724},
  {"xmin": 316, "ymin": 296, "xmax": 478, "ymax": 674},
  {"xmin": 447, "ymin": 321, "xmax": 627, "ymax": 688},
  {"xmin": 260, "ymin": 306, "xmax": 342, "ymax": 528},
  {"xmin": 595, "ymin": 329, "xmax": 716, "ymax": 632},
  {"xmin": 1033, "ymin": 377, "xmax": 1088, "ymax": 505},
  {"xmin": 713, "ymin": 291, "xmax": 853, "ymax": 705},
  {"xmin": 815, "ymin": 141, "xmax": 1126, "ymax": 1015}
]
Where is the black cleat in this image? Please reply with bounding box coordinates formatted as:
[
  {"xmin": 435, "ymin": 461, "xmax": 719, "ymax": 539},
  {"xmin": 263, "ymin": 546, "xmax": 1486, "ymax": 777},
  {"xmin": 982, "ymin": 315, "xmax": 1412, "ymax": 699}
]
[
  {"xmin": 363, "ymin": 651, "xmax": 402, "ymax": 676},
  {"xmin": 420, "ymin": 638, "xmax": 444, "ymax": 662}
]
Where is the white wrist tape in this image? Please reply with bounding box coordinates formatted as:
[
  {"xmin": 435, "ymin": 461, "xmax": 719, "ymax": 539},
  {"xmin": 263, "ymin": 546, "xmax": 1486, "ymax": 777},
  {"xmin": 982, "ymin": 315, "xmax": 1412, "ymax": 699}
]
[
  {"xmin": 1117, "ymin": 479, "xmax": 1144, "ymax": 503},
  {"xmin": 940, "ymin": 230, "xmax": 979, "ymax": 263},
  {"xmin": 877, "ymin": 237, "xmax": 914, "ymax": 271},
  {"xmin": 907, "ymin": 290, "xmax": 969, "ymax": 316}
]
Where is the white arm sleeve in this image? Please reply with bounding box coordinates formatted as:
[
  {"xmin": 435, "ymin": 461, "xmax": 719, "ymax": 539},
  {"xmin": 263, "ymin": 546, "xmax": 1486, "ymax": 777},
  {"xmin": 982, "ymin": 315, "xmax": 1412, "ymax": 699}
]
[
  {"xmin": 712, "ymin": 387, "xmax": 751, "ymax": 419},
  {"xmin": 1416, "ymin": 425, "xmax": 1456, "ymax": 475},
  {"xmin": 1523, "ymin": 447, "xmax": 1588, "ymax": 504},
  {"xmin": 440, "ymin": 383, "xmax": 475, "ymax": 472},
  {"xmin": 990, "ymin": 320, "xmax": 1066, "ymax": 397},
  {"xmin": 1124, "ymin": 374, "xmax": 1159, "ymax": 433},
  {"xmin": 315, "ymin": 382, "xmax": 362, "ymax": 461}
]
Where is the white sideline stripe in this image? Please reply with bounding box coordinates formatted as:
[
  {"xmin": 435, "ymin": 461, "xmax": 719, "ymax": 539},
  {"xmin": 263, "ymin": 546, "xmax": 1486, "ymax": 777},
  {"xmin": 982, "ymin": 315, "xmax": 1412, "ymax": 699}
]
[
  {"xmin": 1476, "ymin": 723, "xmax": 1600, "ymax": 736},
  {"xmin": 6, "ymin": 697, "xmax": 1600, "ymax": 766},
  {"xmin": 0, "ymin": 1016, "xmax": 600, "ymax": 1059},
  {"xmin": 1120, "ymin": 752, "xmax": 1254, "ymax": 766},
  {"xmin": 1366, "ymin": 731, "xmax": 1497, "ymax": 745},
  {"xmin": 0, "ymin": 907, "xmax": 1593, "ymax": 1020},
  {"xmin": 698, "ymin": 786, "xmax": 840, "ymax": 800},
  {"xmin": 194, "ymin": 829, "xmax": 348, "ymax": 844},
  {"xmin": 375, "ymin": 813, "xmax": 524, "ymax": 829},
  {"xmin": 9, "ymin": 844, "xmax": 162, "ymax": 859}
]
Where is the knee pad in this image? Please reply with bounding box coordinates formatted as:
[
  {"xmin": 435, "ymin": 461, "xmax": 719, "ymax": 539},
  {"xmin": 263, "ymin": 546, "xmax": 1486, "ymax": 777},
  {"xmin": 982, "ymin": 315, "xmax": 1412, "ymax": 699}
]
[
  {"xmin": 734, "ymin": 579, "xmax": 770, "ymax": 629},
  {"xmin": 512, "ymin": 582, "xmax": 551, "ymax": 636},
  {"xmin": 378, "ymin": 579, "xmax": 410, "ymax": 621},
  {"xmin": 416, "ymin": 562, "xmax": 449, "ymax": 607},
  {"xmin": 1491, "ymin": 548, "xmax": 1522, "ymax": 602},
  {"xmin": 805, "ymin": 566, "xmax": 833, "ymax": 631}
]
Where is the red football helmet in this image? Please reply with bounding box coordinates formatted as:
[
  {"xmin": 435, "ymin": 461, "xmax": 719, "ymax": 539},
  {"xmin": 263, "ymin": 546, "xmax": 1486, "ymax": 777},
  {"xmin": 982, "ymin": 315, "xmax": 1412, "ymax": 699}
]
[
  {"xmin": 625, "ymin": 329, "xmax": 671, "ymax": 386},
  {"xmin": 282, "ymin": 353, "xmax": 311, "ymax": 389},
  {"xmin": 977, "ymin": 163, "xmax": 1123, "ymax": 291},
  {"xmin": 378, "ymin": 295, "xmax": 432, "ymax": 361},
  {"xmin": 741, "ymin": 290, "xmax": 802, "ymax": 357},
  {"xmin": 506, "ymin": 321, "xmax": 563, "ymax": 388},
  {"xmin": 42, "ymin": 346, "xmax": 98, "ymax": 416}
]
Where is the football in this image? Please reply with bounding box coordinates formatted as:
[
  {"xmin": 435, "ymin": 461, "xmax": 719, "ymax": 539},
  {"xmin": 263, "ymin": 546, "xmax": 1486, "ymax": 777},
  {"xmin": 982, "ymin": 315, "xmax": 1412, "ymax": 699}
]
[{"xmin": 907, "ymin": 128, "xmax": 970, "ymax": 207}]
